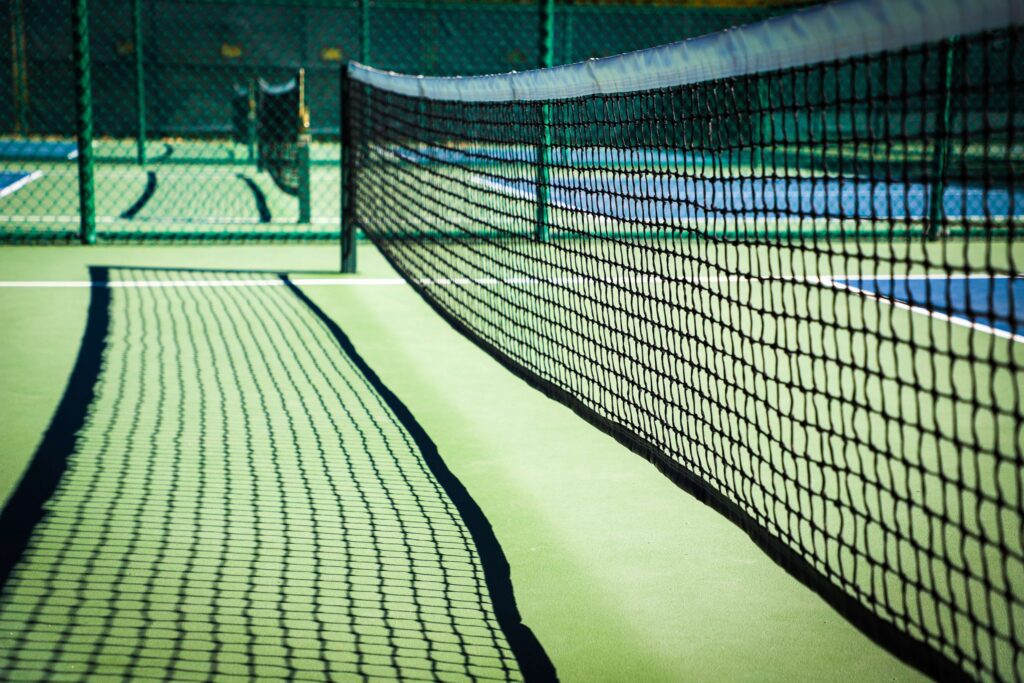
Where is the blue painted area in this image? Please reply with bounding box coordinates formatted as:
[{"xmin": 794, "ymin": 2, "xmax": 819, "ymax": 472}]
[
  {"xmin": 487, "ymin": 175, "xmax": 1024, "ymax": 221},
  {"xmin": 0, "ymin": 140, "xmax": 77, "ymax": 161},
  {"xmin": 389, "ymin": 145, "xmax": 1024, "ymax": 220},
  {"xmin": 835, "ymin": 276, "xmax": 1024, "ymax": 337},
  {"xmin": 392, "ymin": 145, "xmax": 692, "ymax": 167},
  {"xmin": 0, "ymin": 171, "xmax": 36, "ymax": 197}
]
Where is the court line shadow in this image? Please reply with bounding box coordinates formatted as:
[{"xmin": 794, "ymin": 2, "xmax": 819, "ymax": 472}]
[{"xmin": 0, "ymin": 266, "xmax": 110, "ymax": 588}]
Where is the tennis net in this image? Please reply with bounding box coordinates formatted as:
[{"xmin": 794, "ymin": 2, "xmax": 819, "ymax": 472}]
[
  {"xmin": 343, "ymin": 0, "xmax": 1024, "ymax": 679},
  {"xmin": 257, "ymin": 71, "xmax": 307, "ymax": 196}
]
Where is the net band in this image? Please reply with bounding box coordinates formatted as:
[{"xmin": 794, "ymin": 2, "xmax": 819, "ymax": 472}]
[{"xmin": 349, "ymin": 0, "xmax": 1024, "ymax": 101}]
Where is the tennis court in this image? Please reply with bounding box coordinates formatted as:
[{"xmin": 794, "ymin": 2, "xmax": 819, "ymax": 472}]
[
  {"xmin": 0, "ymin": 244, "xmax": 939, "ymax": 682},
  {"xmin": 2, "ymin": 0, "xmax": 1023, "ymax": 681}
]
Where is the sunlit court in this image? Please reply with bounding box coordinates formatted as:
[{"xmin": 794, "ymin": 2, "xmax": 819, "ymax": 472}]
[{"xmin": 1, "ymin": 0, "xmax": 1022, "ymax": 681}]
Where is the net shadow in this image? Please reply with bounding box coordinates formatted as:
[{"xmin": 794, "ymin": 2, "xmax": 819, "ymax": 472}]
[{"xmin": 0, "ymin": 266, "xmax": 554, "ymax": 682}]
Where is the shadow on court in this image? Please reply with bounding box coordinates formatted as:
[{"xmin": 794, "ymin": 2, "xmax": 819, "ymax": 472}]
[{"xmin": 0, "ymin": 266, "xmax": 555, "ymax": 681}]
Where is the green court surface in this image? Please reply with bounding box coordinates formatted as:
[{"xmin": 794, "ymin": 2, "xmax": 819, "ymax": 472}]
[{"xmin": 0, "ymin": 244, "xmax": 930, "ymax": 681}]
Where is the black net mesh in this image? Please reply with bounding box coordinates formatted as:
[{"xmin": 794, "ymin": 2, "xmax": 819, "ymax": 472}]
[{"xmin": 347, "ymin": 22, "xmax": 1024, "ymax": 683}]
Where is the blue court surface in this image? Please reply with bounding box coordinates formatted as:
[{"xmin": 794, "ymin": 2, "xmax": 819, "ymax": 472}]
[
  {"xmin": 0, "ymin": 140, "xmax": 78, "ymax": 161},
  {"xmin": 0, "ymin": 171, "xmax": 42, "ymax": 199},
  {"xmin": 387, "ymin": 144, "xmax": 1023, "ymax": 221},
  {"xmin": 834, "ymin": 275, "xmax": 1024, "ymax": 338},
  {"xmin": 482, "ymin": 175, "xmax": 1024, "ymax": 221}
]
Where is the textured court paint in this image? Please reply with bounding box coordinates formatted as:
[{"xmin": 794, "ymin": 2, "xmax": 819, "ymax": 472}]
[
  {"xmin": 0, "ymin": 246, "xmax": 341, "ymax": 506},
  {"xmin": 0, "ymin": 262, "xmax": 541, "ymax": 680},
  {"xmin": 0, "ymin": 244, "xmax": 928, "ymax": 681},
  {"xmin": 0, "ymin": 289, "xmax": 89, "ymax": 508}
]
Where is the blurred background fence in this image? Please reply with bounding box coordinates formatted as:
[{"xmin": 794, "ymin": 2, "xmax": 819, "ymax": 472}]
[{"xmin": 0, "ymin": 0, "xmax": 814, "ymax": 243}]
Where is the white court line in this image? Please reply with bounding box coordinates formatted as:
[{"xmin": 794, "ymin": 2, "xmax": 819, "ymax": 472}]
[
  {"xmin": 0, "ymin": 272, "xmax": 1017, "ymax": 288},
  {"xmin": 1, "ymin": 273, "xmax": 1018, "ymax": 342},
  {"xmin": 0, "ymin": 171, "xmax": 43, "ymax": 199},
  {"xmin": 2, "ymin": 270, "xmax": 1015, "ymax": 290},
  {"xmin": 0, "ymin": 214, "xmax": 340, "ymax": 226},
  {"xmin": 0, "ymin": 277, "xmax": 406, "ymax": 289},
  {"xmin": 826, "ymin": 279, "xmax": 1024, "ymax": 345}
]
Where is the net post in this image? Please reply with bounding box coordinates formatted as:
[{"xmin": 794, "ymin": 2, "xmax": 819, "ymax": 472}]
[
  {"xmin": 71, "ymin": 0, "xmax": 96, "ymax": 245},
  {"xmin": 297, "ymin": 68, "xmax": 312, "ymax": 224},
  {"xmin": 132, "ymin": 0, "xmax": 147, "ymax": 166},
  {"xmin": 340, "ymin": 64, "xmax": 357, "ymax": 274},
  {"xmin": 926, "ymin": 36, "xmax": 959, "ymax": 241},
  {"xmin": 534, "ymin": 0, "xmax": 556, "ymax": 243}
]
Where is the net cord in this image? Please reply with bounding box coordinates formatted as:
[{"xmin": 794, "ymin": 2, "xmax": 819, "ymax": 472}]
[{"xmin": 348, "ymin": 0, "xmax": 1024, "ymax": 102}]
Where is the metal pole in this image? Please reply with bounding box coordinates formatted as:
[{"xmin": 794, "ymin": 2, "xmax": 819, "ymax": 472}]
[
  {"xmin": 563, "ymin": 0, "xmax": 574, "ymax": 64},
  {"xmin": 297, "ymin": 68, "xmax": 311, "ymax": 224},
  {"xmin": 72, "ymin": 0, "xmax": 96, "ymax": 244},
  {"xmin": 359, "ymin": 0, "xmax": 370, "ymax": 65},
  {"xmin": 10, "ymin": 0, "xmax": 29, "ymax": 134},
  {"xmin": 340, "ymin": 65, "xmax": 357, "ymax": 273},
  {"xmin": 534, "ymin": 0, "xmax": 555, "ymax": 243},
  {"xmin": 247, "ymin": 79, "xmax": 256, "ymax": 163},
  {"xmin": 926, "ymin": 36, "xmax": 958, "ymax": 240},
  {"xmin": 133, "ymin": 0, "xmax": 147, "ymax": 165}
]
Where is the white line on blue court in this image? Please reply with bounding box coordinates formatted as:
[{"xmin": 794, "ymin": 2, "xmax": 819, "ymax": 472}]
[
  {"xmin": 829, "ymin": 279, "xmax": 1024, "ymax": 345},
  {"xmin": 0, "ymin": 171, "xmax": 44, "ymax": 199}
]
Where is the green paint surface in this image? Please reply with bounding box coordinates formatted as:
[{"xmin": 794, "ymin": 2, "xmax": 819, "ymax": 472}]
[{"xmin": 0, "ymin": 244, "xmax": 929, "ymax": 680}]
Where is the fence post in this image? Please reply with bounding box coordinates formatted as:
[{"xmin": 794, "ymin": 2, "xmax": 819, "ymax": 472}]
[
  {"xmin": 340, "ymin": 66, "xmax": 357, "ymax": 273},
  {"xmin": 11, "ymin": 0, "xmax": 29, "ymax": 134},
  {"xmin": 359, "ymin": 0, "xmax": 371, "ymax": 65},
  {"xmin": 71, "ymin": 0, "xmax": 97, "ymax": 244},
  {"xmin": 534, "ymin": 0, "xmax": 555, "ymax": 242},
  {"xmin": 133, "ymin": 0, "xmax": 147, "ymax": 165},
  {"xmin": 926, "ymin": 36, "xmax": 959, "ymax": 240},
  {"xmin": 246, "ymin": 79, "xmax": 257, "ymax": 163},
  {"xmin": 297, "ymin": 68, "xmax": 312, "ymax": 224},
  {"xmin": 563, "ymin": 0, "xmax": 574, "ymax": 64}
]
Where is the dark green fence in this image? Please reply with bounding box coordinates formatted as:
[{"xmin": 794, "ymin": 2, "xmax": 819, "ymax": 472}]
[{"xmin": 0, "ymin": 0, "xmax": 814, "ymax": 243}]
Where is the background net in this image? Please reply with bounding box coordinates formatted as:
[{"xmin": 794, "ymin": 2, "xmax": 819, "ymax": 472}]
[
  {"xmin": 0, "ymin": 0, "xmax": 816, "ymax": 243},
  {"xmin": 257, "ymin": 75, "xmax": 304, "ymax": 197},
  {"xmin": 345, "ymin": 8, "xmax": 1024, "ymax": 682}
]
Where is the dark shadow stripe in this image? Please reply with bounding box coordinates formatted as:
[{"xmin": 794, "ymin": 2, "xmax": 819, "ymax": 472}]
[
  {"xmin": 153, "ymin": 143, "xmax": 174, "ymax": 162},
  {"xmin": 367, "ymin": 244, "xmax": 969, "ymax": 683},
  {"xmin": 237, "ymin": 174, "xmax": 272, "ymax": 223},
  {"xmin": 120, "ymin": 171, "xmax": 157, "ymax": 220},
  {"xmin": 284, "ymin": 276, "xmax": 559, "ymax": 683},
  {"xmin": 0, "ymin": 266, "xmax": 111, "ymax": 589}
]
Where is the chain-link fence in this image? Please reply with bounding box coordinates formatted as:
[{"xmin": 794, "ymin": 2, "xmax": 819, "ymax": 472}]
[{"xmin": 1, "ymin": 0, "xmax": 814, "ymax": 243}]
